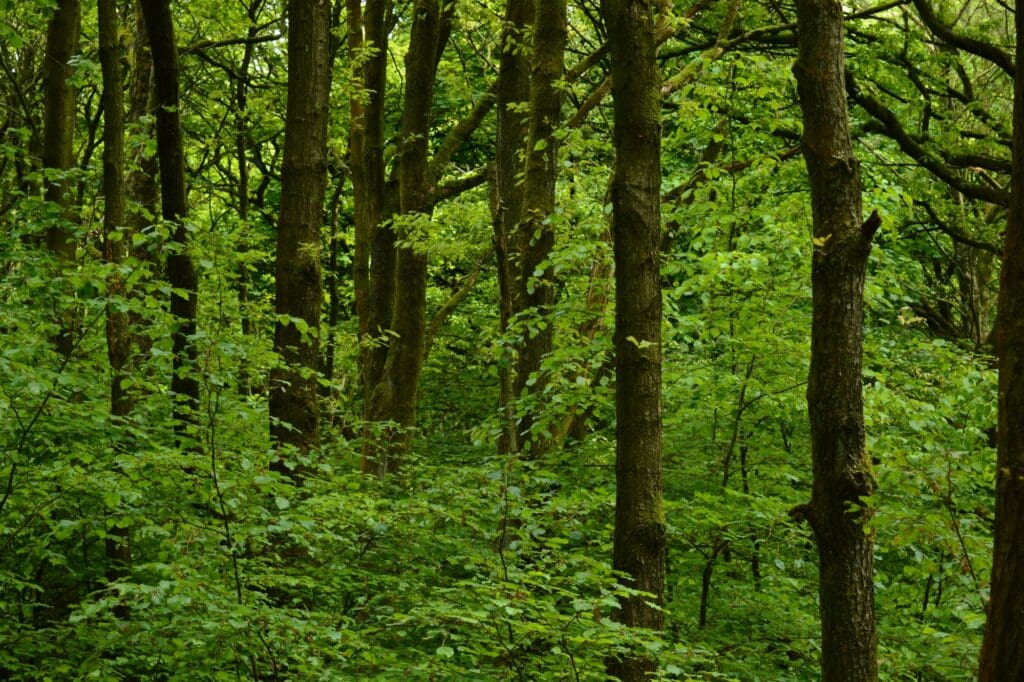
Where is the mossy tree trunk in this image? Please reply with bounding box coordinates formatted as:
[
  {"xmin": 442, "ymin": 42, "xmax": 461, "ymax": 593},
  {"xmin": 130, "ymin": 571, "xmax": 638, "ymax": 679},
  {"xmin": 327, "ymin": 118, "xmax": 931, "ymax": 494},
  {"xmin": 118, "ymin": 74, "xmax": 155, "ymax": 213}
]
[
  {"xmin": 792, "ymin": 1, "xmax": 879, "ymax": 679},
  {"xmin": 602, "ymin": 0, "xmax": 666, "ymax": 679},
  {"xmin": 491, "ymin": 0, "xmax": 532, "ymax": 455},
  {"xmin": 269, "ymin": 0, "xmax": 331, "ymax": 470},
  {"xmin": 42, "ymin": 0, "xmax": 80, "ymax": 359},
  {"xmin": 349, "ymin": 0, "xmax": 394, "ymax": 406},
  {"xmin": 514, "ymin": 0, "xmax": 566, "ymax": 456},
  {"xmin": 98, "ymin": 0, "xmax": 131, "ymax": 600},
  {"xmin": 362, "ymin": 0, "xmax": 450, "ymax": 476}
]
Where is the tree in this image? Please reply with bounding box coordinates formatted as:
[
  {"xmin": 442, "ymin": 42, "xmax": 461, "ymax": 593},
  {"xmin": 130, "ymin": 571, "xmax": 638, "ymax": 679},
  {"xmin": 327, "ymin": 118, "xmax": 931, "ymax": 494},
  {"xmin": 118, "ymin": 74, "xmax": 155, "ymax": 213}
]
[
  {"xmin": 97, "ymin": 0, "xmax": 130, "ymax": 593},
  {"xmin": 269, "ymin": 0, "xmax": 331, "ymax": 467},
  {"xmin": 514, "ymin": 0, "xmax": 566, "ymax": 455},
  {"xmin": 491, "ymin": 0, "xmax": 532, "ymax": 455},
  {"xmin": 602, "ymin": 0, "xmax": 666, "ymax": 679},
  {"xmin": 978, "ymin": 1, "xmax": 1024, "ymax": 677},
  {"xmin": 41, "ymin": 0, "xmax": 80, "ymax": 358},
  {"xmin": 140, "ymin": 0, "xmax": 199, "ymax": 432},
  {"xmin": 363, "ymin": 0, "xmax": 451, "ymax": 475},
  {"xmin": 791, "ymin": 0, "xmax": 880, "ymax": 679}
]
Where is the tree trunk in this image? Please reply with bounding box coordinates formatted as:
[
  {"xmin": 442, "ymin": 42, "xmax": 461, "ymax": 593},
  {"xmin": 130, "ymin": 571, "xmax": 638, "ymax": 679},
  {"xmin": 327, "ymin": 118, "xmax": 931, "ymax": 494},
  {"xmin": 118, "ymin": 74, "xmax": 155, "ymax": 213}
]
[
  {"xmin": 42, "ymin": 0, "xmax": 81, "ymax": 358},
  {"xmin": 124, "ymin": 0, "xmax": 160, "ymax": 368},
  {"xmin": 347, "ymin": 0, "xmax": 369, "ymax": 345},
  {"xmin": 126, "ymin": 0, "xmax": 158, "ymax": 262},
  {"xmin": 490, "ymin": 0, "xmax": 532, "ymax": 455},
  {"xmin": 235, "ymin": 0, "xmax": 263, "ymax": 351},
  {"xmin": 362, "ymin": 0, "xmax": 447, "ymax": 476},
  {"xmin": 140, "ymin": 0, "xmax": 200, "ymax": 432},
  {"xmin": 361, "ymin": 0, "xmax": 395, "ymax": 405},
  {"xmin": 977, "ymin": 1, "xmax": 1024, "ymax": 678},
  {"xmin": 269, "ymin": 0, "xmax": 331, "ymax": 469},
  {"xmin": 98, "ymin": 0, "xmax": 131, "ymax": 601},
  {"xmin": 792, "ymin": 1, "xmax": 879, "ymax": 680},
  {"xmin": 514, "ymin": 0, "xmax": 566, "ymax": 455},
  {"xmin": 602, "ymin": 1, "xmax": 666, "ymax": 679}
]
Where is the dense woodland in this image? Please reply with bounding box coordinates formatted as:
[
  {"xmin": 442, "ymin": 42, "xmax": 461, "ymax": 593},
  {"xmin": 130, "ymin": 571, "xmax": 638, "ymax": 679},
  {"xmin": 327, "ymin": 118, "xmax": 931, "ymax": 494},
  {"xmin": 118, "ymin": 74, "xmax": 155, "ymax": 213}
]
[{"xmin": 1, "ymin": 0, "xmax": 1023, "ymax": 679}]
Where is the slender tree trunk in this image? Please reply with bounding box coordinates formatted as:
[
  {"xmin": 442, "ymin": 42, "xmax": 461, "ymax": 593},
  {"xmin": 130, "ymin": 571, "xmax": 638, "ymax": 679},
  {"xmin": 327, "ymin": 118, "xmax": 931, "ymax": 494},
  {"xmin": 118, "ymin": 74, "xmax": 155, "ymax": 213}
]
[
  {"xmin": 491, "ymin": 0, "xmax": 532, "ymax": 455},
  {"xmin": 125, "ymin": 0, "xmax": 160, "ymax": 367},
  {"xmin": 42, "ymin": 0, "xmax": 81, "ymax": 359},
  {"xmin": 140, "ymin": 0, "xmax": 200, "ymax": 431},
  {"xmin": 235, "ymin": 0, "xmax": 263, "ymax": 382},
  {"xmin": 98, "ymin": 0, "xmax": 131, "ymax": 601},
  {"xmin": 602, "ymin": 1, "xmax": 666, "ymax": 679},
  {"xmin": 361, "ymin": 0, "xmax": 395, "ymax": 404},
  {"xmin": 363, "ymin": 0, "xmax": 446, "ymax": 476},
  {"xmin": 792, "ymin": 1, "xmax": 879, "ymax": 680},
  {"xmin": 347, "ymin": 0, "xmax": 369, "ymax": 344},
  {"xmin": 514, "ymin": 0, "xmax": 566, "ymax": 455},
  {"xmin": 269, "ymin": 0, "xmax": 331, "ymax": 469},
  {"xmin": 978, "ymin": 2, "xmax": 1024, "ymax": 678},
  {"xmin": 126, "ymin": 0, "xmax": 158, "ymax": 260}
]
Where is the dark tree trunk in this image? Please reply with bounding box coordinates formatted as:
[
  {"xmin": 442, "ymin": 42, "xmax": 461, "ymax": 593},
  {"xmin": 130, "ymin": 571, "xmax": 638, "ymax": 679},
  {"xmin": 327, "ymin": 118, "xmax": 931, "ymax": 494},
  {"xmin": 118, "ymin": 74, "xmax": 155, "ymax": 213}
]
[
  {"xmin": 235, "ymin": 0, "xmax": 263, "ymax": 359},
  {"xmin": 347, "ymin": 0, "xmax": 369, "ymax": 345},
  {"xmin": 98, "ymin": 0, "xmax": 131, "ymax": 600},
  {"xmin": 514, "ymin": 0, "xmax": 566, "ymax": 455},
  {"xmin": 125, "ymin": 0, "xmax": 160, "ymax": 366},
  {"xmin": 140, "ymin": 0, "xmax": 200, "ymax": 431},
  {"xmin": 269, "ymin": 0, "xmax": 331, "ymax": 469},
  {"xmin": 363, "ymin": 0, "xmax": 447, "ymax": 476},
  {"xmin": 792, "ymin": 1, "xmax": 879, "ymax": 680},
  {"xmin": 126, "ymin": 0, "xmax": 158, "ymax": 259},
  {"xmin": 361, "ymin": 0, "xmax": 395, "ymax": 404},
  {"xmin": 978, "ymin": 2, "xmax": 1024, "ymax": 678},
  {"xmin": 490, "ymin": 0, "xmax": 532, "ymax": 455},
  {"xmin": 602, "ymin": 1, "xmax": 666, "ymax": 679},
  {"xmin": 42, "ymin": 0, "xmax": 81, "ymax": 358}
]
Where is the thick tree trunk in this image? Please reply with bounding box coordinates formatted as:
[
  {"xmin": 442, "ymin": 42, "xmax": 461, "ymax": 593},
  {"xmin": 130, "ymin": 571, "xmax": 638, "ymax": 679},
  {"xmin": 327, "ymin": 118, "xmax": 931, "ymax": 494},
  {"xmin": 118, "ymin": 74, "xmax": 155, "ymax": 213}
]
[
  {"xmin": 42, "ymin": 0, "xmax": 81, "ymax": 358},
  {"xmin": 514, "ymin": 0, "xmax": 566, "ymax": 455},
  {"xmin": 99, "ymin": 0, "xmax": 131, "ymax": 598},
  {"xmin": 792, "ymin": 1, "xmax": 879, "ymax": 680},
  {"xmin": 269, "ymin": 0, "xmax": 331, "ymax": 469},
  {"xmin": 602, "ymin": 1, "xmax": 666, "ymax": 679},
  {"xmin": 978, "ymin": 2, "xmax": 1024, "ymax": 678},
  {"xmin": 362, "ymin": 0, "xmax": 446, "ymax": 476},
  {"xmin": 140, "ymin": 0, "xmax": 200, "ymax": 431},
  {"xmin": 491, "ymin": 0, "xmax": 532, "ymax": 455}
]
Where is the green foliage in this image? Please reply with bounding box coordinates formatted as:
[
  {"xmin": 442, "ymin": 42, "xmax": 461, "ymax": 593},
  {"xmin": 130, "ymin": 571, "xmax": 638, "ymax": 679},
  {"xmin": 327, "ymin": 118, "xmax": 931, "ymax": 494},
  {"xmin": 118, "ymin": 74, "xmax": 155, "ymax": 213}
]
[{"xmin": 0, "ymin": 0, "xmax": 1009, "ymax": 679}]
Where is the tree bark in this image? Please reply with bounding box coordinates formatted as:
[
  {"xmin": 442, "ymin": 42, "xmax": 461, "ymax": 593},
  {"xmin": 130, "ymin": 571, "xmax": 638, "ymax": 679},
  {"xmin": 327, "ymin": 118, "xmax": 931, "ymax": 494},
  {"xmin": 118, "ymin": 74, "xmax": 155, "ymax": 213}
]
[
  {"xmin": 42, "ymin": 0, "xmax": 81, "ymax": 358},
  {"xmin": 977, "ymin": 1, "xmax": 1024, "ymax": 678},
  {"xmin": 602, "ymin": 1, "xmax": 666, "ymax": 679},
  {"xmin": 140, "ymin": 0, "xmax": 200, "ymax": 431},
  {"xmin": 792, "ymin": 1, "xmax": 879, "ymax": 680},
  {"xmin": 490, "ymin": 0, "xmax": 533, "ymax": 455},
  {"xmin": 514, "ymin": 0, "xmax": 566, "ymax": 455},
  {"xmin": 361, "ymin": 0, "xmax": 395, "ymax": 404},
  {"xmin": 126, "ymin": 0, "xmax": 158, "ymax": 260},
  {"xmin": 347, "ymin": 0, "xmax": 369, "ymax": 344},
  {"xmin": 235, "ymin": 1, "xmax": 263, "ymax": 348},
  {"xmin": 269, "ymin": 0, "xmax": 331, "ymax": 469},
  {"xmin": 98, "ymin": 0, "xmax": 131, "ymax": 599},
  {"xmin": 362, "ymin": 0, "xmax": 447, "ymax": 476}
]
